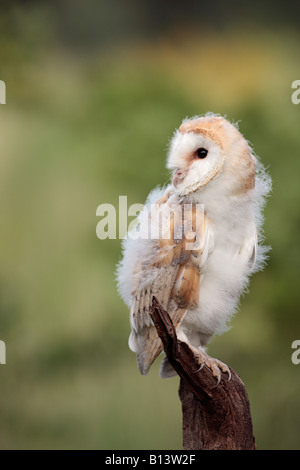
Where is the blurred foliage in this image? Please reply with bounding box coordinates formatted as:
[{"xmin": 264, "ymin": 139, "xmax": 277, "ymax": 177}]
[{"xmin": 0, "ymin": 1, "xmax": 299, "ymax": 450}]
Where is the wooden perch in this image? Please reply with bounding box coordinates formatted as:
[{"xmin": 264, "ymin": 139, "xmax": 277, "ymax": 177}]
[{"xmin": 150, "ymin": 297, "xmax": 256, "ymax": 450}]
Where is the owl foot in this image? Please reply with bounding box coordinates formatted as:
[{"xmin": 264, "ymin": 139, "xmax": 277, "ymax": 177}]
[{"xmin": 192, "ymin": 349, "xmax": 231, "ymax": 386}]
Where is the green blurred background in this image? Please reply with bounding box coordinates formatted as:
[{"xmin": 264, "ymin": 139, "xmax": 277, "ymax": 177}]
[{"xmin": 0, "ymin": 0, "xmax": 299, "ymax": 450}]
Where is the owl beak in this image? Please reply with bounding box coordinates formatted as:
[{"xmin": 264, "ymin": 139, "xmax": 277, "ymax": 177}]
[{"xmin": 173, "ymin": 168, "xmax": 188, "ymax": 188}]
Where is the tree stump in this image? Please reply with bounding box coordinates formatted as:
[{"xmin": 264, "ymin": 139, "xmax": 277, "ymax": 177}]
[{"xmin": 150, "ymin": 297, "xmax": 256, "ymax": 450}]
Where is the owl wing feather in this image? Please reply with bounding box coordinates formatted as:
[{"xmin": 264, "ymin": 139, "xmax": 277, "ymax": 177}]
[{"xmin": 129, "ymin": 190, "xmax": 214, "ymax": 375}]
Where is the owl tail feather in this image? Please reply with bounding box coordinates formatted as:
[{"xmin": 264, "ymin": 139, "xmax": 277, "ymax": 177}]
[
  {"xmin": 129, "ymin": 327, "xmax": 163, "ymax": 375},
  {"xmin": 159, "ymin": 355, "xmax": 177, "ymax": 378}
]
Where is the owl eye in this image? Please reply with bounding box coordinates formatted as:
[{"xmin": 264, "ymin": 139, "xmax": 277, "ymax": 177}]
[{"xmin": 196, "ymin": 148, "xmax": 208, "ymax": 159}]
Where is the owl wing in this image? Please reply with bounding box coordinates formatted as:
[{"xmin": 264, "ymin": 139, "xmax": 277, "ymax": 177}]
[{"xmin": 129, "ymin": 191, "xmax": 214, "ymax": 375}]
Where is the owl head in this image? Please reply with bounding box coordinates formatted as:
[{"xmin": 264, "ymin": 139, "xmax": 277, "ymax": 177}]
[{"xmin": 167, "ymin": 114, "xmax": 256, "ymax": 197}]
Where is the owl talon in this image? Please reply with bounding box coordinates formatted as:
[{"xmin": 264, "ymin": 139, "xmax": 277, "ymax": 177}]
[
  {"xmin": 192, "ymin": 361, "xmax": 205, "ymax": 373},
  {"xmin": 212, "ymin": 374, "xmax": 222, "ymax": 388},
  {"xmin": 216, "ymin": 359, "xmax": 231, "ymax": 382},
  {"xmin": 225, "ymin": 368, "xmax": 232, "ymax": 382},
  {"xmin": 193, "ymin": 350, "xmax": 231, "ymax": 386}
]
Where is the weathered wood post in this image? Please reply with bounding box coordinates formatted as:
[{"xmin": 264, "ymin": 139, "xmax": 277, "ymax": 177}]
[{"xmin": 150, "ymin": 297, "xmax": 256, "ymax": 450}]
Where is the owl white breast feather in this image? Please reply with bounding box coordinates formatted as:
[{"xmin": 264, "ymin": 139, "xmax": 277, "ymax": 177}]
[{"xmin": 117, "ymin": 113, "xmax": 271, "ymax": 381}]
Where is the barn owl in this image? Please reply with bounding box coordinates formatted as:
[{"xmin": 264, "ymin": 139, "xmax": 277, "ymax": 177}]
[{"xmin": 117, "ymin": 113, "xmax": 271, "ymax": 382}]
